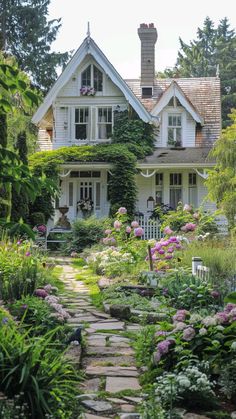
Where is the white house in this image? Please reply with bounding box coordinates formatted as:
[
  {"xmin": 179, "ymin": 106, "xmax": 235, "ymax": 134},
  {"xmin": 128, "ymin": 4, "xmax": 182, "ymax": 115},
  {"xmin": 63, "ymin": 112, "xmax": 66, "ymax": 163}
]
[{"xmin": 32, "ymin": 23, "xmax": 221, "ymax": 226}]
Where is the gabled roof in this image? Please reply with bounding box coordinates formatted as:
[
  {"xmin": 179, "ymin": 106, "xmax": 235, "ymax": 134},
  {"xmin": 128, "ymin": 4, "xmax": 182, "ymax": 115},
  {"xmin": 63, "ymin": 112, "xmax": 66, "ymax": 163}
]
[
  {"xmin": 32, "ymin": 36, "xmax": 151, "ymax": 125},
  {"xmin": 126, "ymin": 77, "xmax": 221, "ymax": 145},
  {"xmin": 151, "ymin": 81, "xmax": 204, "ymax": 125},
  {"xmin": 137, "ymin": 147, "xmax": 215, "ymax": 167}
]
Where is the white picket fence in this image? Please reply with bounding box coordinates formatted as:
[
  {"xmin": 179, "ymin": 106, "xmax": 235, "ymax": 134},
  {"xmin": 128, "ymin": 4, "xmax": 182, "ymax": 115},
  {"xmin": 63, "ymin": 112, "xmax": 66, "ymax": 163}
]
[
  {"xmin": 135, "ymin": 216, "xmax": 162, "ymax": 240},
  {"xmin": 195, "ymin": 265, "xmax": 210, "ymax": 281}
]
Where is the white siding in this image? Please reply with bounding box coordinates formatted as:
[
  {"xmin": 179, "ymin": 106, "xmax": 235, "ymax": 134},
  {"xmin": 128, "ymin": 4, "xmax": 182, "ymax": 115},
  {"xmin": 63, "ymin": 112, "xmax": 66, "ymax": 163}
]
[
  {"xmin": 53, "ymin": 107, "xmax": 69, "ymax": 148},
  {"xmin": 184, "ymin": 113, "xmax": 196, "ymax": 147},
  {"xmin": 37, "ymin": 129, "xmax": 52, "ymax": 151}
]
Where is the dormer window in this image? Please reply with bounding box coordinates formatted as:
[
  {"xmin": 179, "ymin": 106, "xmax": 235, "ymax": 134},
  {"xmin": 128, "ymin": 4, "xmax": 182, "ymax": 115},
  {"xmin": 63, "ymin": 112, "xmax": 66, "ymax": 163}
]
[
  {"xmin": 81, "ymin": 64, "xmax": 103, "ymax": 93},
  {"xmin": 167, "ymin": 114, "xmax": 182, "ymax": 147}
]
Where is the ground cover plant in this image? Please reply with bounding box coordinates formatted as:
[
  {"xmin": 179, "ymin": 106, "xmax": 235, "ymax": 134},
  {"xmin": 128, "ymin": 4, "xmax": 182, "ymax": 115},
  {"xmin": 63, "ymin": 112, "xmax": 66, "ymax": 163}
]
[{"xmin": 72, "ymin": 205, "xmax": 236, "ymax": 416}]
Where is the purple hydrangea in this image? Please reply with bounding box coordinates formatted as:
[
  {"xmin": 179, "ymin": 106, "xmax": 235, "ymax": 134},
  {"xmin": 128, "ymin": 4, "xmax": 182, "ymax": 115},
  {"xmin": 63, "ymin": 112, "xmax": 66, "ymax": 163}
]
[
  {"xmin": 34, "ymin": 288, "xmax": 48, "ymax": 299},
  {"xmin": 134, "ymin": 227, "xmax": 144, "ymax": 237},
  {"xmin": 173, "ymin": 309, "xmax": 189, "ymax": 322}
]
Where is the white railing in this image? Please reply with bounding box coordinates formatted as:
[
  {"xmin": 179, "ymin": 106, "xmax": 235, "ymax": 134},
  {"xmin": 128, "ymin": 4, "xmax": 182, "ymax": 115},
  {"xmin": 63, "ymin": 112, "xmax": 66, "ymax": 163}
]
[{"xmin": 135, "ymin": 215, "xmax": 162, "ymax": 240}]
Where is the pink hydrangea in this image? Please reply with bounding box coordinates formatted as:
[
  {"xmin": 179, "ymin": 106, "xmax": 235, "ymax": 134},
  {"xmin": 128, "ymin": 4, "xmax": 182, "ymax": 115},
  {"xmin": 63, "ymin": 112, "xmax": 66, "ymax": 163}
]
[
  {"xmin": 117, "ymin": 207, "xmax": 127, "ymax": 214},
  {"xmin": 184, "ymin": 223, "xmax": 197, "ymax": 231},
  {"xmin": 131, "ymin": 221, "xmax": 139, "ymax": 228},
  {"xmin": 163, "ymin": 226, "xmax": 174, "ymax": 235},
  {"xmin": 215, "ymin": 312, "xmax": 229, "ymax": 324},
  {"xmin": 126, "ymin": 226, "xmax": 132, "ymax": 234},
  {"xmin": 134, "ymin": 227, "xmax": 144, "ymax": 237},
  {"xmin": 211, "ymin": 290, "xmax": 220, "ymax": 299},
  {"xmin": 183, "ymin": 327, "xmax": 196, "ymax": 341},
  {"xmin": 114, "ymin": 220, "xmax": 122, "ymax": 229},
  {"xmin": 104, "ymin": 229, "xmax": 112, "ymax": 235},
  {"xmin": 224, "ymin": 303, "xmax": 236, "ymax": 313},
  {"xmin": 183, "ymin": 204, "xmax": 192, "ymax": 212},
  {"xmin": 165, "ymin": 254, "xmax": 173, "ymax": 260},
  {"xmin": 167, "ymin": 246, "xmax": 174, "ymax": 253},
  {"xmin": 158, "ymin": 249, "xmax": 165, "ymax": 255}
]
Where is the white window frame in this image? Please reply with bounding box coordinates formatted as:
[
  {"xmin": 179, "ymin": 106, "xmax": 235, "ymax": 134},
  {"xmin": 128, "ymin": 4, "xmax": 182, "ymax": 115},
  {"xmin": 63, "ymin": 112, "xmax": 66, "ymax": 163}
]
[
  {"xmin": 155, "ymin": 173, "xmax": 163, "ymax": 205},
  {"xmin": 169, "ymin": 173, "xmax": 182, "ymax": 209},
  {"xmin": 188, "ymin": 172, "xmax": 198, "ymax": 208},
  {"xmin": 97, "ymin": 107, "xmax": 113, "ymax": 140},
  {"xmin": 80, "ymin": 64, "xmax": 103, "ymax": 93},
  {"xmin": 167, "ymin": 113, "xmax": 182, "ymax": 147},
  {"xmin": 74, "ymin": 107, "xmax": 89, "ymax": 141}
]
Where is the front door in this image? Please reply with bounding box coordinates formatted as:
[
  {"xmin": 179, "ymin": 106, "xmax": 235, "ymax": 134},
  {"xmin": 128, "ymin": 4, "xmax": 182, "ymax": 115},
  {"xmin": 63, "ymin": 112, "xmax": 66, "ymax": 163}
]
[{"xmin": 77, "ymin": 179, "xmax": 101, "ymax": 217}]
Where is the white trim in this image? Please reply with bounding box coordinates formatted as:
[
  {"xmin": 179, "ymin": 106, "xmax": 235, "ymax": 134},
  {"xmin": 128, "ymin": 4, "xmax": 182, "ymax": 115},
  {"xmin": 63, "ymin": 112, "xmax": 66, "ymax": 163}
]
[
  {"xmin": 140, "ymin": 169, "xmax": 157, "ymax": 178},
  {"xmin": 193, "ymin": 168, "xmax": 209, "ymax": 179},
  {"xmin": 32, "ymin": 37, "xmax": 151, "ymax": 125},
  {"xmin": 138, "ymin": 163, "xmax": 214, "ymax": 169},
  {"xmin": 151, "ymin": 81, "xmax": 204, "ymax": 125}
]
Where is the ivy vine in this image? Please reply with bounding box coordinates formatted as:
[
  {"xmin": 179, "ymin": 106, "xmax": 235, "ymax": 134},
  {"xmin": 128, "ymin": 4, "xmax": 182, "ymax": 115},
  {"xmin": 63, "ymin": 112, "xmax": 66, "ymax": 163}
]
[{"xmin": 29, "ymin": 111, "xmax": 155, "ymax": 220}]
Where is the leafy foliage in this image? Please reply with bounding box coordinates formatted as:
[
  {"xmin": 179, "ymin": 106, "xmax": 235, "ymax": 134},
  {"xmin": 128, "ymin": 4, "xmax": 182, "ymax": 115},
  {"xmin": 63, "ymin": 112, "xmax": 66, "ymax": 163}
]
[
  {"xmin": 0, "ymin": 322, "xmax": 79, "ymax": 418},
  {"xmin": 162, "ymin": 17, "xmax": 236, "ymax": 127},
  {"xmin": 65, "ymin": 216, "xmax": 109, "ymax": 253},
  {"xmin": 206, "ymin": 110, "xmax": 236, "ymax": 230}
]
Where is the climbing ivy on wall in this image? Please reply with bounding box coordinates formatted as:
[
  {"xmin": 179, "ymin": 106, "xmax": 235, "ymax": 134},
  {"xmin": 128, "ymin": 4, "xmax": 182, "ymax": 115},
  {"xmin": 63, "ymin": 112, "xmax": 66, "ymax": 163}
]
[{"xmin": 29, "ymin": 112, "xmax": 155, "ymax": 220}]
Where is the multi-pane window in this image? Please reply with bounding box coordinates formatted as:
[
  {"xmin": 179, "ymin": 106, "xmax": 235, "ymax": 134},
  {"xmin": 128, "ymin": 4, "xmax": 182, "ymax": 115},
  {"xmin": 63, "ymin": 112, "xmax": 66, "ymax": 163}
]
[
  {"xmin": 94, "ymin": 66, "xmax": 103, "ymax": 91},
  {"xmin": 155, "ymin": 173, "xmax": 163, "ymax": 205},
  {"xmin": 188, "ymin": 173, "xmax": 197, "ymax": 208},
  {"xmin": 168, "ymin": 114, "xmax": 182, "ymax": 146},
  {"xmin": 169, "ymin": 173, "xmax": 182, "ymax": 209},
  {"xmin": 81, "ymin": 65, "xmax": 91, "ymax": 87},
  {"xmin": 98, "ymin": 107, "xmax": 112, "ymax": 139},
  {"xmin": 81, "ymin": 64, "xmax": 103, "ymax": 92},
  {"xmin": 75, "ymin": 108, "xmax": 89, "ymax": 140}
]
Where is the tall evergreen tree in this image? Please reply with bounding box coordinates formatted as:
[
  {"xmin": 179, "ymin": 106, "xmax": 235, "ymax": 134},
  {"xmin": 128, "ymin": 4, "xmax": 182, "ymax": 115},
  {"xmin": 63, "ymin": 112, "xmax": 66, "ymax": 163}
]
[
  {"xmin": 11, "ymin": 131, "xmax": 29, "ymax": 222},
  {"xmin": 0, "ymin": 0, "xmax": 70, "ymax": 92},
  {"xmin": 162, "ymin": 17, "xmax": 236, "ymax": 127}
]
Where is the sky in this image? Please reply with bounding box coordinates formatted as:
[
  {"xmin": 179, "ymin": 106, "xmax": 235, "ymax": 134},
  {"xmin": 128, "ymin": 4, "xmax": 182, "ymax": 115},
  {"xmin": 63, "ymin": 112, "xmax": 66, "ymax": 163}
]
[{"xmin": 48, "ymin": 0, "xmax": 236, "ymax": 79}]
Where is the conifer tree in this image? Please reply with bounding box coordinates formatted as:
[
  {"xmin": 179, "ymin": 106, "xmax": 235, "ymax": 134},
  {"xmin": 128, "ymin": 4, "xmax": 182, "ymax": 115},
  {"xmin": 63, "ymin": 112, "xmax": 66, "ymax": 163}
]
[
  {"xmin": 162, "ymin": 17, "xmax": 236, "ymax": 127},
  {"xmin": 0, "ymin": 0, "xmax": 69, "ymax": 92}
]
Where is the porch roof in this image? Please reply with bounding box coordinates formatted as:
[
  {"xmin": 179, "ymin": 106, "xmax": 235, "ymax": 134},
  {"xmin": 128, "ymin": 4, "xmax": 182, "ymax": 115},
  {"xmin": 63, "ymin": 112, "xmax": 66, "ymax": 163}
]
[{"xmin": 137, "ymin": 147, "xmax": 215, "ymax": 167}]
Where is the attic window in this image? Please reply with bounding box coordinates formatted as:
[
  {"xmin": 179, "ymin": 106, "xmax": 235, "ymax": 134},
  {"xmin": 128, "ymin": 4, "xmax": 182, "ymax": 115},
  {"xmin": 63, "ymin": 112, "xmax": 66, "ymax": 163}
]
[
  {"xmin": 81, "ymin": 64, "xmax": 103, "ymax": 92},
  {"xmin": 142, "ymin": 87, "xmax": 153, "ymax": 98}
]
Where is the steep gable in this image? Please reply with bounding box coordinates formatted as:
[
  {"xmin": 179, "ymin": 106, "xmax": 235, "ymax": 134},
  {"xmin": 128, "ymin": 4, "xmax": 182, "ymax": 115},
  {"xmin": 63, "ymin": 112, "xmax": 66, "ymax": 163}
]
[
  {"xmin": 126, "ymin": 77, "xmax": 221, "ymax": 145},
  {"xmin": 32, "ymin": 36, "xmax": 151, "ymax": 125}
]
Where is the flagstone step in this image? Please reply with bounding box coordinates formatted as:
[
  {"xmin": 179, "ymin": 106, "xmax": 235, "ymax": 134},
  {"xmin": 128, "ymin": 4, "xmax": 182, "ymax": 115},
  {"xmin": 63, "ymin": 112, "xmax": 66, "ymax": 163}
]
[{"xmin": 85, "ymin": 366, "xmax": 139, "ymax": 377}]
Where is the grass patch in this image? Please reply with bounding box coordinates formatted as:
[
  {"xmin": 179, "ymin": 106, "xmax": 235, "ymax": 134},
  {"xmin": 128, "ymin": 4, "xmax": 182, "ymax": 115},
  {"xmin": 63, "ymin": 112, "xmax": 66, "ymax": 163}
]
[{"xmin": 72, "ymin": 263, "xmax": 103, "ymax": 309}]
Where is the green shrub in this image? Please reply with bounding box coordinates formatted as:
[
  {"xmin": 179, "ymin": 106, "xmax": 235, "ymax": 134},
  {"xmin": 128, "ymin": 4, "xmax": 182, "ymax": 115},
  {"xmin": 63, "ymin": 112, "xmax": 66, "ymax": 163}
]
[
  {"xmin": 66, "ymin": 216, "xmax": 110, "ymax": 253},
  {"xmin": 0, "ymin": 236, "xmax": 48, "ymax": 301},
  {"xmin": 29, "ymin": 211, "xmax": 45, "ymax": 226},
  {"xmin": 0, "ymin": 322, "xmax": 80, "ymax": 418},
  {"xmin": 8, "ymin": 296, "xmax": 64, "ymax": 336}
]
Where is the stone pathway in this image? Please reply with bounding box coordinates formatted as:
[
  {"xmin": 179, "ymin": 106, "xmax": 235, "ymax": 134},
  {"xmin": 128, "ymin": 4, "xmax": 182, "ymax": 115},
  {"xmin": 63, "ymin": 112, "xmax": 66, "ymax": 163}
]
[{"xmin": 56, "ymin": 259, "xmax": 142, "ymax": 419}]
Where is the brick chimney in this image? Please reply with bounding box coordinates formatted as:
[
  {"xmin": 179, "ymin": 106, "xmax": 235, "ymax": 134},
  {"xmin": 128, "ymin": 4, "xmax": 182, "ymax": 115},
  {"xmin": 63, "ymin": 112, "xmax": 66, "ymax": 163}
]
[{"xmin": 138, "ymin": 23, "xmax": 158, "ymax": 96}]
